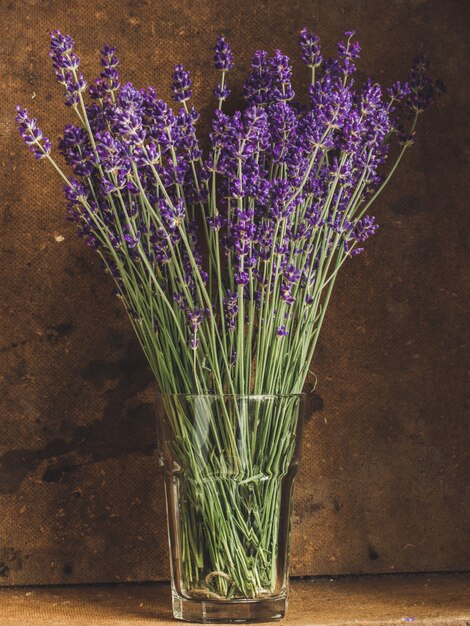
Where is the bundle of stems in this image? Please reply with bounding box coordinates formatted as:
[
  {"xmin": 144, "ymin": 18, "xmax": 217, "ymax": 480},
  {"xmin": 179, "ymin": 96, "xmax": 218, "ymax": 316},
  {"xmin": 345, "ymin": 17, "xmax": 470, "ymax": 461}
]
[{"xmin": 162, "ymin": 394, "xmax": 302, "ymax": 598}]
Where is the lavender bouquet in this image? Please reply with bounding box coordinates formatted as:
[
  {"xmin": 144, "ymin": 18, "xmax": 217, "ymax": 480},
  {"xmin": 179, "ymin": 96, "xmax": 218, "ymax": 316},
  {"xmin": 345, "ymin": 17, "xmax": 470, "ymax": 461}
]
[{"xmin": 17, "ymin": 29, "xmax": 441, "ymax": 620}]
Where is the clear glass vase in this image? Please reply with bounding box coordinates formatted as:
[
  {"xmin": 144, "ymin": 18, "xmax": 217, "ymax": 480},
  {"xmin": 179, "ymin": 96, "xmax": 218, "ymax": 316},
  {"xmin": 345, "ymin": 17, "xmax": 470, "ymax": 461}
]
[{"xmin": 156, "ymin": 393, "xmax": 305, "ymax": 623}]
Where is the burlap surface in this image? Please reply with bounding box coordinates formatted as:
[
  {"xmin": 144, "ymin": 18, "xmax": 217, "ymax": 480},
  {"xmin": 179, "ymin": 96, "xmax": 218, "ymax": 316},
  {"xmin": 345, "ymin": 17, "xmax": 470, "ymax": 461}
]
[
  {"xmin": 0, "ymin": 574, "xmax": 469, "ymax": 625},
  {"xmin": 0, "ymin": 0, "xmax": 469, "ymax": 585}
]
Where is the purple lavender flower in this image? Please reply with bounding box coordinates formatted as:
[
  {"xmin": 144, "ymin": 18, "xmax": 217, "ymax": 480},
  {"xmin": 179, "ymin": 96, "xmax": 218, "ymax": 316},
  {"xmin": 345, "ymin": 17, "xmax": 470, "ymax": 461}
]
[
  {"xmin": 337, "ymin": 31, "xmax": 361, "ymax": 76},
  {"xmin": 280, "ymin": 264, "xmax": 301, "ymax": 305},
  {"xmin": 95, "ymin": 132, "xmax": 130, "ymax": 175},
  {"xmin": 176, "ymin": 106, "xmax": 202, "ymax": 163},
  {"xmin": 113, "ymin": 108, "xmax": 146, "ymax": 145},
  {"xmin": 269, "ymin": 179, "xmax": 295, "ymax": 220},
  {"xmin": 387, "ymin": 81, "xmax": 411, "ymax": 103},
  {"xmin": 244, "ymin": 51, "xmax": 270, "ymax": 106},
  {"xmin": 186, "ymin": 308, "xmax": 203, "ymax": 350},
  {"xmin": 231, "ymin": 209, "xmax": 256, "ymax": 261},
  {"xmin": 171, "ymin": 64, "xmax": 192, "ymax": 103},
  {"xmin": 49, "ymin": 29, "xmax": 74, "ymax": 56},
  {"xmin": 213, "ymin": 84, "xmax": 231, "ymax": 100},
  {"xmin": 244, "ymin": 105, "xmax": 270, "ymax": 152},
  {"xmin": 144, "ymin": 98, "xmax": 177, "ymax": 148},
  {"xmin": 344, "ymin": 242, "xmax": 364, "ymax": 256},
  {"xmin": 340, "ymin": 110, "xmax": 364, "ymax": 154},
  {"xmin": 100, "ymin": 44, "xmax": 120, "ymax": 94},
  {"xmin": 299, "ymin": 27, "xmax": 322, "ymax": 68},
  {"xmin": 124, "ymin": 226, "xmax": 141, "ymax": 249},
  {"xmin": 89, "ymin": 79, "xmax": 108, "ymax": 101},
  {"xmin": 133, "ymin": 142, "xmax": 161, "ymax": 167},
  {"xmin": 223, "ymin": 289, "xmax": 239, "ymax": 331},
  {"xmin": 268, "ymin": 102, "xmax": 297, "ymax": 162},
  {"xmin": 309, "ymin": 75, "xmax": 352, "ymax": 128},
  {"xmin": 49, "ymin": 30, "xmax": 87, "ymax": 107},
  {"xmin": 269, "ymin": 50, "xmax": 295, "ymax": 102},
  {"xmin": 256, "ymin": 222, "xmax": 276, "ymax": 262},
  {"xmin": 351, "ymin": 216, "xmax": 379, "ymax": 242},
  {"xmin": 161, "ymin": 198, "xmax": 186, "ymax": 230},
  {"xmin": 150, "ymin": 226, "xmax": 172, "ymax": 264},
  {"xmin": 64, "ymin": 177, "xmax": 89, "ymax": 205},
  {"xmin": 213, "ymin": 35, "xmax": 234, "ymax": 71},
  {"xmin": 118, "ymin": 82, "xmax": 144, "ymax": 113},
  {"xmin": 58, "ymin": 125, "xmax": 94, "ymax": 176},
  {"xmin": 406, "ymin": 55, "xmax": 445, "ymax": 113},
  {"xmin": 15, "ymin": 107, "xmax": 52, "ymax": 159},
  {"xmin": 234, "ymin": 271, "xmax": 249, "ymax": 286}
]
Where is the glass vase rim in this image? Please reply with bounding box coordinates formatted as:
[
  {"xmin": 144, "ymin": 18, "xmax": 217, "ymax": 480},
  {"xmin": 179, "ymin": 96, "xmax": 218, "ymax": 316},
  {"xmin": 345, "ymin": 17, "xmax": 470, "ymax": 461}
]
[{"xmin": 155, "ymin": 392, "xmax": 307, "ymax": 399}]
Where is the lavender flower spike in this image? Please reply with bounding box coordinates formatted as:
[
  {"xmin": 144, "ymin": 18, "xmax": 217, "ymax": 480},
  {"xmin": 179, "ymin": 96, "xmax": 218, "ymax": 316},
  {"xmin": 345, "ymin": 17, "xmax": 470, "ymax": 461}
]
[
  {"xmin": 213, "ymin": 35, "xmax": 234, "ymax": 71},
  {"xmin": 299, "ymin": 27, "xmax": 322, "ymax": 68},
  {"xmin": 407, "ymin": 55, "xmax": 445, "ymax": 113},
  {"xmin": 15, "ymin": 106, "xmax": 52, "ymax": 159},
  {"xmin": 213, "ymin": 35, "xmax": 234, "ymax": 101},
  {"xmin": 171, "ymin": 64, "xmax": 192, "ymax": 103},
  {"xmin": 100, "ymin": 44, "xmax": 120, "ymax": 94},
  {"xmin": 49, "ymin": 30, "xmax": 87, "ymax": 107}
]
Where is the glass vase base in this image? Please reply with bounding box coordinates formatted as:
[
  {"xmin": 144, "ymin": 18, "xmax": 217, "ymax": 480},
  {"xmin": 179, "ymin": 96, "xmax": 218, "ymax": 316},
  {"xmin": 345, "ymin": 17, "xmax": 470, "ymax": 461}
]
[{"xmin": 172, "ymin": 593, "xmax": 287, "ymax": 623}]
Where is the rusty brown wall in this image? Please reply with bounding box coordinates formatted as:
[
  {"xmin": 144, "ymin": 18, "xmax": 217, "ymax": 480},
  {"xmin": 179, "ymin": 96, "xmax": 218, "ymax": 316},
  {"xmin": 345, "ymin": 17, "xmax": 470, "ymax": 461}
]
[{"xmin": 0, "ymin": 0, "xmax": 469, "ymax": 585}]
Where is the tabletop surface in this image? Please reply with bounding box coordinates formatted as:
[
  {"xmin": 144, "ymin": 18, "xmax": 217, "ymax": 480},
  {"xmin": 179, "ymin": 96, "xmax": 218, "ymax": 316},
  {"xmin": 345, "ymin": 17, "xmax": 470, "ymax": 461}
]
[{"xmin": 0, "ymin": 573, "xmax": 469, "ymax": 626}]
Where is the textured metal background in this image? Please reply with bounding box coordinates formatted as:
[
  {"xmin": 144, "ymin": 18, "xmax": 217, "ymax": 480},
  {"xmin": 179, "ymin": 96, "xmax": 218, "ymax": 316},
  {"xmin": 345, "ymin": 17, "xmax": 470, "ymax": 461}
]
[{"xmin": 0, "ymin": 0, "xmax": 469, "ymax": 585}]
